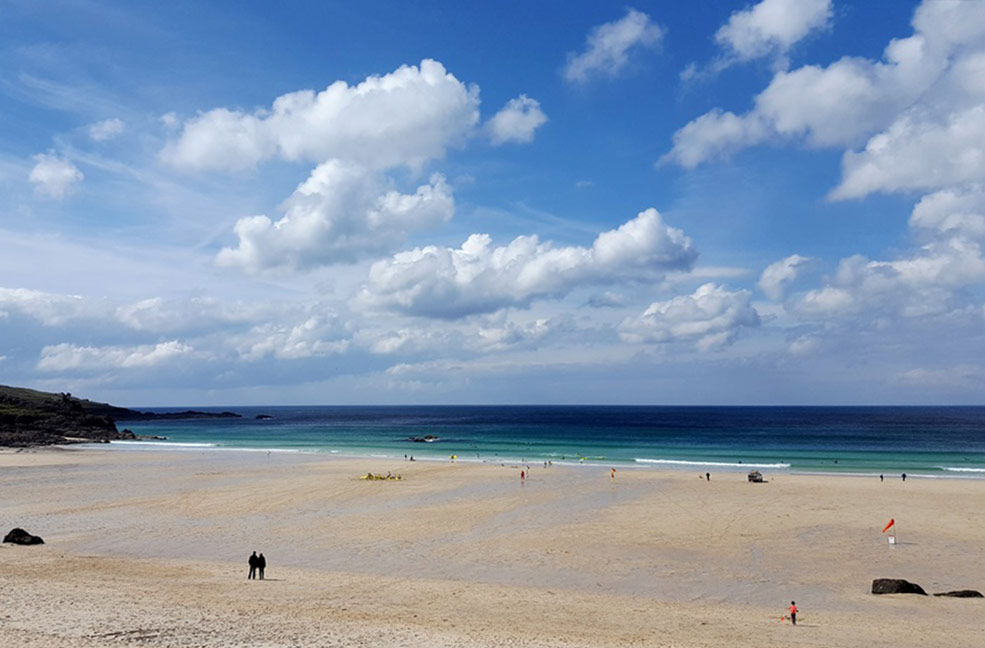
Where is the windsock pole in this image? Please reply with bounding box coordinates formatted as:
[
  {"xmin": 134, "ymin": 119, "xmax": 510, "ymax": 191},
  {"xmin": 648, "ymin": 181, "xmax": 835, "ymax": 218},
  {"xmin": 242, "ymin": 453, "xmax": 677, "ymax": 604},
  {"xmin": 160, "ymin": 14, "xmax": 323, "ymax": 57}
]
[{"xmin": 882, "ymin": 518, "xmax": 897, "ymax": 545}]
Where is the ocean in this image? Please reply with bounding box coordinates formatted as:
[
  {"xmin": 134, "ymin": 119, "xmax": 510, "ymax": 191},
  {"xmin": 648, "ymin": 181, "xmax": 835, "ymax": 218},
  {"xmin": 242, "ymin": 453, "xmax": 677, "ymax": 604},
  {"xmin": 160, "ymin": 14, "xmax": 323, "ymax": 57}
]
[{"xmin": 104, "ymin": 405, "xmax": 985, "ymax": 477}]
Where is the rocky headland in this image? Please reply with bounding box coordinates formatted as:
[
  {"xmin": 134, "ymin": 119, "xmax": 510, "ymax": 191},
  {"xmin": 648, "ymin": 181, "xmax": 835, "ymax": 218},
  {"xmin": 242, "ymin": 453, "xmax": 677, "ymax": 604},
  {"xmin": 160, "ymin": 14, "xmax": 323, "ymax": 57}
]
[{"xmin": 0, "ymin": 385, "xmax": 240, "ymax": 447}]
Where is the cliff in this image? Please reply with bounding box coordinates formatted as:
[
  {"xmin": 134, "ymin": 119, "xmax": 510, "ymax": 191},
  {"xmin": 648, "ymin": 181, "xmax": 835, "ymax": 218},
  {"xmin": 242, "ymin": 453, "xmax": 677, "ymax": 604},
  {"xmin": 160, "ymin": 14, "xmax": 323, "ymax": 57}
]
[{"xmin": 0, "ymin": 385, "xmax": 240, "ymax": 447}]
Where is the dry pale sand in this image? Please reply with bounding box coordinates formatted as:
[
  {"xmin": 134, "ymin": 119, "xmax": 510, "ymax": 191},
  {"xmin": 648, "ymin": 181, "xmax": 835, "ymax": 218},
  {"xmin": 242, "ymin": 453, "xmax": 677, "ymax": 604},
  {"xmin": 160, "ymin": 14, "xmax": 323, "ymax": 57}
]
[{"xmin": 1, "ymin": 446, "xmax": 982, "ymax": 647}]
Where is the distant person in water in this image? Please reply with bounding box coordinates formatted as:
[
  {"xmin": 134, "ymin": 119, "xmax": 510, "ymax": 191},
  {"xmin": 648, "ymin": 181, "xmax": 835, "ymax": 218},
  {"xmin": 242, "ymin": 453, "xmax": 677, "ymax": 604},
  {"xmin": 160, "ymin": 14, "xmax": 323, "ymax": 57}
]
[
  {"xmin": 257, "ymin": 553, "xmax": 266, "ymax": 580},
  {"xmin": 248, "ymin": 551, "xmax": 258, "ymax": 580}
]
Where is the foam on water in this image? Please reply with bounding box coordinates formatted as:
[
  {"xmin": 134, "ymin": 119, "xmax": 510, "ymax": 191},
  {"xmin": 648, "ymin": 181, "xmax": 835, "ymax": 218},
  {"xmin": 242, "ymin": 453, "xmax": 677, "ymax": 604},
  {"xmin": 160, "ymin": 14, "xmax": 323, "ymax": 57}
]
[
  {"xmin": 110, "ymin": 440, "xmax": 217, "ymax": 448},
  {"xmin": 635, "ymin": 458, "xmax": 791, "ymax": 469}
]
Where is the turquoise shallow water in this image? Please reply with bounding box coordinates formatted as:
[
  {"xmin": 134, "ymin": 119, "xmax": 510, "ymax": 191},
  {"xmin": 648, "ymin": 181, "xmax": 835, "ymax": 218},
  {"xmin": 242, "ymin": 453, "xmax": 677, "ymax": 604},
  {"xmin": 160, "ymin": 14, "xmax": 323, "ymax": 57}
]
[{"xmin": 111, "ymin": 406, "xmax": 985, "ymax": 477}]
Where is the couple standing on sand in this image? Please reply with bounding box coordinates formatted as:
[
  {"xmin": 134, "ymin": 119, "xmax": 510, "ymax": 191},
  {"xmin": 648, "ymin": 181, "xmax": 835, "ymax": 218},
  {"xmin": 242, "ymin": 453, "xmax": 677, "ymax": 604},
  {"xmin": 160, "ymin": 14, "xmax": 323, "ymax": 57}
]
[{"xmin": 248, "ymin": 551, "xmax": 266, "ymax": 580}]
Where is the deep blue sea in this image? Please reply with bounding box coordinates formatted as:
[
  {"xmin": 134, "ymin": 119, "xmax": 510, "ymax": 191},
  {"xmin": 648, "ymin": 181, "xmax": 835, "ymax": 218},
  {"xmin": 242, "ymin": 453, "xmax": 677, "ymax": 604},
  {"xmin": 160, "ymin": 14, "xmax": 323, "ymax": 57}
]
[{"xmin": 112, "ymin": 406, "xmax": 985, "ymax": 477}]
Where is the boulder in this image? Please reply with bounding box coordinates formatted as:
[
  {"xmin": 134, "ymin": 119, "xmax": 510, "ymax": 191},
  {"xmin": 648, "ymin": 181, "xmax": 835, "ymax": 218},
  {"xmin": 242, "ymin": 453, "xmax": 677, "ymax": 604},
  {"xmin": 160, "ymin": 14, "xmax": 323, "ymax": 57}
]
[
  {"xmin": 3, "ymin": 527, "xmax": 44, "ymax": 545},
  {"xmin": 871, "ymin": 578, "xmax": 926, "ymax": 595},
  {"xmin": 933, "ymin": 590, "xmax": 983, "ymax": 598}
]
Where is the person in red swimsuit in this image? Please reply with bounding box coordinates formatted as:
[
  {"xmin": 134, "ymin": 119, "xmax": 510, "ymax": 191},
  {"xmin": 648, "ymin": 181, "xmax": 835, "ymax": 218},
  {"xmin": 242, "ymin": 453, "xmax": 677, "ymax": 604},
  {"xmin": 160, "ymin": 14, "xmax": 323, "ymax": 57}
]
[{"xmin": 788, "ymin": 601, "xmax": 798, "ymax": 625}]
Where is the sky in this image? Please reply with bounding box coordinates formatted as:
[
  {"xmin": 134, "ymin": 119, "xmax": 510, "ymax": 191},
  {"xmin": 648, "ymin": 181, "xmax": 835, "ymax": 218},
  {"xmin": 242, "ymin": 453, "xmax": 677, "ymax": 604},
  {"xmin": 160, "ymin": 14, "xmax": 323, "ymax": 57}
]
[{"xmin": 2, "ymin": 0, "xmax": 985, "ymax": 406}]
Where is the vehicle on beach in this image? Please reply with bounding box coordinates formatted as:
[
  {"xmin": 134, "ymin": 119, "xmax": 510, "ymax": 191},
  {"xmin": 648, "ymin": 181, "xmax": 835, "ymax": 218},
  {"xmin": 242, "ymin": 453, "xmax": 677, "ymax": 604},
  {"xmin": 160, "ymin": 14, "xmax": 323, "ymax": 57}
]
[{"xmin": 748, "ymin": 470, "xmax": 765, "ymax": 482}]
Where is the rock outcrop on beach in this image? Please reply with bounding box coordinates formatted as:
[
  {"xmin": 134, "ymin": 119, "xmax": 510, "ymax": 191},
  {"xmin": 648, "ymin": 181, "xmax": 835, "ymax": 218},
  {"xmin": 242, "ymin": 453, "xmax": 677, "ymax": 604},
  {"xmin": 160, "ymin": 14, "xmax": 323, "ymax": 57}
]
[
  {"xmin": 0, "ymin": 385, "xmax": 241, "ymax": 448},
  {"xmin": 3, "ymin": 528, "xmax": 44, "ymax": 545},
  {"xmin": 933, "ymin": 590, "xmax": 984, "ymax": 598},
  {"xmin": 871, "ymin": 578, "xmax": 927, "ymax": 595}
]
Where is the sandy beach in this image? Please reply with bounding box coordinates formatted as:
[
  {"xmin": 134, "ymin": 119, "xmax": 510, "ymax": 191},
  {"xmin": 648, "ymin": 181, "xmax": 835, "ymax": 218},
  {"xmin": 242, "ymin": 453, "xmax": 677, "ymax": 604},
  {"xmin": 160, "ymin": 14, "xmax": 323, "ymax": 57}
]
[{"xmin": 1, "ymin": 447, "xmax": 982, "ymax": 647}]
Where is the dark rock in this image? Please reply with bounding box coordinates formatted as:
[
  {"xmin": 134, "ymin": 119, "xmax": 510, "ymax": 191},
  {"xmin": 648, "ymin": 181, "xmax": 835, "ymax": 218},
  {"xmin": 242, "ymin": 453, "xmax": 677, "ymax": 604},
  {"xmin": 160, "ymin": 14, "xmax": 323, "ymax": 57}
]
[
  {"xmin": 872, "ymin": 578, "xmax": 927, "ymax": 595},
  {"xmin": 128, "ymin": 410, "xmax": 241, "ymax": 420},
  {"xmin": 933, "ymin": 590, "xmax": 984, "ymax": 598},
  {"xmin": 255, "ymin": 414, "xmax": 274, "ymax": 420},
  {"xmin": 3, "ymin": 527, "xmax": 44, "ymax": 545}
]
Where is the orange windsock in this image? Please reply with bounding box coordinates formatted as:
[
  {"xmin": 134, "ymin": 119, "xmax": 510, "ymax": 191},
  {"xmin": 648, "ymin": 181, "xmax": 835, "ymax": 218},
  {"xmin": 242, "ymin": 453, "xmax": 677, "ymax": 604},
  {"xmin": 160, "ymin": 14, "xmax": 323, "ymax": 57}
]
[{"xmin": 882, "ymin": 518, "xmax": 895, "ymax": 533}]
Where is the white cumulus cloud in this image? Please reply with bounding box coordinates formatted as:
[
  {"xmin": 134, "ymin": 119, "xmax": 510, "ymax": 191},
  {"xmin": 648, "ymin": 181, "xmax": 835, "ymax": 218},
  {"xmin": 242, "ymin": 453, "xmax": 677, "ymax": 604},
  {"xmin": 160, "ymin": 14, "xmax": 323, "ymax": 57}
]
[
  {"xmin": 909, "ymin": 187, "xmax": 985, "ymax": 239},
  {"xmin": 115, "ymin": 296, "xmax": 269, "ymax": 334},
  {"xmin": 88, "ymin": 118, "xmax": 125, "ymax": 141},
  {"xmin": 564, "ymin": 9, "xmax": 664, "ymax": 83},
  {"xmin": 795, "ymin": 232, "xmax": 985, "ymax": 321},
  {"xmin": 162, "ymin": 59, "xmax": 479, "ymax": 172},
  {"xmin": 232, "ymin": 315, "xmax": 350, "ymax": 361},
  {"xmin": 665, "ymin": 0, "xmax": 985, "ymax": 169},
  {"xmin": 0, "ymin": 287, "xmax": 89, "ymax": 325},
  {"xmin": 716, "ymin": 0, "xmax": 831, "ymax": 64},
  {"xmin": 38, "ymin": 341, "xmax": 194, "ymax": 372},
  {"xmin": 758, "ymin": 254, "xmax": 811, "ymax": 300},
  {"xmin": 29, "ymin": 153, "xmax": 83, "ymax": 199},
  {"xmin": 660, "ymin": 109, "xmax": 767, "ymax": 168},
  {"xmin": 486, "ymin": 95, "xmax": 547, "ymax": 145},
  {"xmin": 831, "ymin": 105, "xmax": 985, "ymax": 200},
  {"xmin": 216, "ymin": 161, "xmax": 454, "ymax": 272},
  {"xmin": 619, "ymin": 283, "xmax": 760, "ymax": 350},
  {"xmin": 358, "ymin": 208, "xmax": 697, "ymax": 319}
]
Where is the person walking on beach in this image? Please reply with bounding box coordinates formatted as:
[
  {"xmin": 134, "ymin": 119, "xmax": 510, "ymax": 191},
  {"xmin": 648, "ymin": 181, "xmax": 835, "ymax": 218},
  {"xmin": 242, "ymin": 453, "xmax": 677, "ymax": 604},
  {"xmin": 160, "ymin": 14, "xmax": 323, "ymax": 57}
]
[
  {"xmin": 705, "ymin": 472, "xmax": 710, "ymax": 481},
  {"xmin": 788, "ymin": 601, "xmax": 797, "ymax": 625},
  {"xmin": 248, "ymin": 551, "xmax": 258, "ymax": 580},
  {"xmin": 257, "ymin": 553, "xmax": 266, "ymax": 580},
  {"xmin": 520, "ymin": 469, "xmax": 525, "ymax": 483},
  {"xmin": 902, "ymin": 473, "xmax": 907, "ymax": 482}
]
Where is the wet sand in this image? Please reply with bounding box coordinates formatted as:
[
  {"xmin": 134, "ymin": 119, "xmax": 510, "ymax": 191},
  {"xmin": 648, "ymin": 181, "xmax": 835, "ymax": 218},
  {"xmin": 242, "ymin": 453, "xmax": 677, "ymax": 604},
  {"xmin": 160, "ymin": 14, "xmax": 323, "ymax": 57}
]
[{"xmin": 1, "ymin": 447, "xmax": 982, "ymax": 647}]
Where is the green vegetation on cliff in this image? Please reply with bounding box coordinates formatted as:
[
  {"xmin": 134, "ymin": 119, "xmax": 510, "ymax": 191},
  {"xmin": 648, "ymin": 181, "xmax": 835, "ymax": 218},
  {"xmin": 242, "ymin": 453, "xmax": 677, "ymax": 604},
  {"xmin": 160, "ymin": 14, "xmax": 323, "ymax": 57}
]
[{"xmin": 0, "ymin": 385, "xmax": 136, "ymax": 447}]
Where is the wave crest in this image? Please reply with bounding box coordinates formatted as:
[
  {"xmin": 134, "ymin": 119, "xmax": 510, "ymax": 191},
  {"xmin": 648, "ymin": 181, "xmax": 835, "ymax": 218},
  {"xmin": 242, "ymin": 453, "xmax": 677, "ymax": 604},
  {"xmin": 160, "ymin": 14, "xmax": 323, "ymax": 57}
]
[{"xmin": 635, "ymin": 458, "xmax": 790, "ymax": 469}]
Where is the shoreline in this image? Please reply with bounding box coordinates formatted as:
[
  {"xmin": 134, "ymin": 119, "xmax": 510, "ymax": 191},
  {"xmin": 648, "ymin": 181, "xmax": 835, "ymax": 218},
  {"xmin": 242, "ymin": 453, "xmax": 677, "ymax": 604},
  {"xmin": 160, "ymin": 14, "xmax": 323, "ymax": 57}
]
[{"xmin": 26, "ymin": 439, "xmax": 985, "ymax": 480}]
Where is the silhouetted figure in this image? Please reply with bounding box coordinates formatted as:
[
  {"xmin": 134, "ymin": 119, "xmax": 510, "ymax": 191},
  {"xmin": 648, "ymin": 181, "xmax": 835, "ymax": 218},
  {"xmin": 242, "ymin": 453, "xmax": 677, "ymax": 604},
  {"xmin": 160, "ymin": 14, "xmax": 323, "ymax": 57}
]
[
  {"xmin": 258, "ymin": 553, "xmax": 266, "ymax": 580},
  {"xmin": 880, "ymin": 474, "xmax": 884, "ymax": 482},
  {"xmin": 248, "ymin": 551, "xmax": 258, "ymax": 579},
  {"xmin": 902, "ymin": 473, "xmax": 907, "ymax": 482},
  {"xmin": 706, "ymin": 472, "xmax": 710, "ymax": 481}
]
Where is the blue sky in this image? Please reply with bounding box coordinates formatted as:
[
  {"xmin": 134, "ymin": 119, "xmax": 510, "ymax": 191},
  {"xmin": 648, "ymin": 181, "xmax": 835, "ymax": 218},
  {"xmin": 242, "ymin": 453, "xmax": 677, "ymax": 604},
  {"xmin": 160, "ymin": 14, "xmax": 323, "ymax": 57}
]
[{"xmin": 2, "ymin": 0, "xmax": 985, "ymax": 406}]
